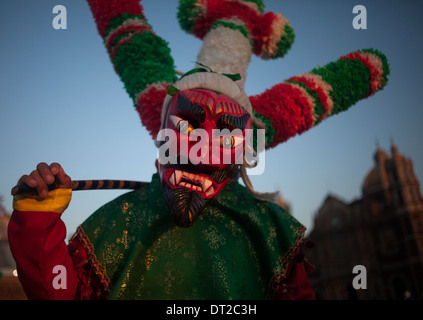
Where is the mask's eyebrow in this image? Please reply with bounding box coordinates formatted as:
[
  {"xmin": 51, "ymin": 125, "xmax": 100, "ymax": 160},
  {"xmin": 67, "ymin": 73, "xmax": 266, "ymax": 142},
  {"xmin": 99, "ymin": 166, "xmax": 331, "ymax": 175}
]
[
  {"xmin": 216, "ymin": 113, "xmax": 250, "ymax": 131},
  {"xmin": 177, "ymin": 94, "xmax": 206, "ymax": 122}
]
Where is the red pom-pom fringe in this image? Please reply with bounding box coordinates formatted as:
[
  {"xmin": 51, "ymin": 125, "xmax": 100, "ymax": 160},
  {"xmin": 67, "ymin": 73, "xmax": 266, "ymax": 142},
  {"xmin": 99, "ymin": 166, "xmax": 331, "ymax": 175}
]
[
  {"xmin": 250, "ymin": 82, "xmax": 315, "ymax": 148},
  {"xmin": 192, "ymin": 0, "xmax": 278, "ymax": 57},
  {"xmin": 109, "ymin": 27, "xmax": 153, "ymax": 61},
  {"xmin": 288, "ymin": 75, "xmax": 332, "ymax": 121},
  {"xmin": 87, "ymin": 0, "xmax": 145, "ymax": 38},
  {"xmin": 135, "ymin": 84, "xmax": 169, "ymax": 139},
  {"xmin": 106, "ymin": 23, "xmax": 151, "ymax": 55},
  {"xmin": 340, "ymin": 51, "xmax": 384, "ymax": 96}
]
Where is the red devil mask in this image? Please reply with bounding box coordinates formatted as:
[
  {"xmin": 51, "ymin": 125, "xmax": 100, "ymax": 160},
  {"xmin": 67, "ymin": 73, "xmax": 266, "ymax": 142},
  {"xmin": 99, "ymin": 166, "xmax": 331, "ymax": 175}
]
[{"xmin": 156, "ymin": 88, "xmax": 252, "ymax": 227}]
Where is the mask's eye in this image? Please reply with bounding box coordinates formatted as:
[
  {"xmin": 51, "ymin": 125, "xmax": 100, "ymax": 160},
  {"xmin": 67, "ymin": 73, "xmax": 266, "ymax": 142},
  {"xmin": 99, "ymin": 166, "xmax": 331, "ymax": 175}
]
[
  {"xmin": 170, "ymin": 115, "xmax": 194, "ymax": 135},
  {"xmin": 220, "ymin": 135, "xmax": 243, "ymax": 149}
]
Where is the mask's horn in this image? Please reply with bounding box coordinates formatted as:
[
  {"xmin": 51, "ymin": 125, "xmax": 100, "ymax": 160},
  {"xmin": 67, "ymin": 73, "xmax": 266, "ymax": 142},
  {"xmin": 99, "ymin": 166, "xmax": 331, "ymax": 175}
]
[
  {"xmin": 250, "ymin": 49, "xmax": 390, "ymax": 149},
  {"xmin": 178, "ymin": 0, "xmax": 295, "ymax": 89},
  {"xmin": 87, "ymin": 0, "xmax": 177, "ymax": 139}
]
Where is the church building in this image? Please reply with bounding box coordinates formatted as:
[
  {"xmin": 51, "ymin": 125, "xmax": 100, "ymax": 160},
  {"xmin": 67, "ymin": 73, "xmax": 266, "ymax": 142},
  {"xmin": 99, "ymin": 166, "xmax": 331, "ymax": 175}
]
[{"xmin": 306, "ymin": 143, "xmax": 423, "ymax": 299}]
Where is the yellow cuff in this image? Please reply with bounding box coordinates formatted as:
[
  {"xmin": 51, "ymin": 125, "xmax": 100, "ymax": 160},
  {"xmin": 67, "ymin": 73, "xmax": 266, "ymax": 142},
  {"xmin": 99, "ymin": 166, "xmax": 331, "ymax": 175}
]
[{"xmin": 13, "ymin": 188, "xmax": 72, "ymax": 214}]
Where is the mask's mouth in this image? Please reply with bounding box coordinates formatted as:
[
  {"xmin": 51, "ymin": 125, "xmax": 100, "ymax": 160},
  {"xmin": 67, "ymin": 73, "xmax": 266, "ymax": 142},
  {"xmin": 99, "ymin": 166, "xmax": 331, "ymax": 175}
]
[
  {"xmin": 159, "ymin": 163, "xmax": 240, "ymax": 227},
  {"xmin": 166, "ymin": 168, "xmax": 216, "ymax": 198}
]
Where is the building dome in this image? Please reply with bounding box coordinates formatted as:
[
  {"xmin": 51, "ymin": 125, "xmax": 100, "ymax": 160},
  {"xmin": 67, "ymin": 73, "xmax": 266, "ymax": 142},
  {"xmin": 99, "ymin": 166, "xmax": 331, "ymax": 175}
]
[
  {"xmin": 363, "ymin": 167, "xmax": 382, "ymax": 192},
  {"xmin": 362, "ymin": 148, "xmax": 389, "ymax": 195}
]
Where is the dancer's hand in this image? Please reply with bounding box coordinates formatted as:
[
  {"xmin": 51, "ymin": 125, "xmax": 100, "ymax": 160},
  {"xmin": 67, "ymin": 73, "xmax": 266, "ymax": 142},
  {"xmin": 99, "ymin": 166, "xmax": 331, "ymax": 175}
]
[{"xmin": 17, "ymin": 162, "xmax": 71, "ymax": 199}]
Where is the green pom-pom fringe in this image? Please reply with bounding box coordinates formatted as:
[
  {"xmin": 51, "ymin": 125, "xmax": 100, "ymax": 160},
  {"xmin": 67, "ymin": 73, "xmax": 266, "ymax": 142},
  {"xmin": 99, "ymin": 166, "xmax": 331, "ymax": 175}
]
[
  {"xmin": 244, "ymin": 0, "xmax": 265, "ymax": 13},
  {"xmin": 252, "ymin": 110, "xmax": 276, "ymax": 150},
  {"xmin": 285, "ymin": 80, "xmax": 325, "ymax": 125},
  {"xmin": 112, "ymin": 32, "xmax": 177, "ymax": 101},
  {"xmin": 177, "ymin": 0, "xmax": 201, "ymax": 33},
  {"xmin": 274, "ymin": 24, "xmax": 295, "ymax": 59},
  {"xmin": 104, "ymin": 13, "xmax": 150, "ymax": 39},
  {"xmin": 311, "ymin": 59, "xmax": 372, "ymax": 115}
]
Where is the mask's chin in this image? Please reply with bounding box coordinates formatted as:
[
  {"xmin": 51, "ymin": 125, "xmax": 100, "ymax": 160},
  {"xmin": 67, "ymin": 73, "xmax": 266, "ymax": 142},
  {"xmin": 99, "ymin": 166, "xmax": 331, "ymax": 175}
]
[
  {"xmin": 159, "ymin": 164, "xmax": 239, "ymax": 227},
  {"xmin": 161, "ymin": 180, "xmax": 207, "ymax": 227}
]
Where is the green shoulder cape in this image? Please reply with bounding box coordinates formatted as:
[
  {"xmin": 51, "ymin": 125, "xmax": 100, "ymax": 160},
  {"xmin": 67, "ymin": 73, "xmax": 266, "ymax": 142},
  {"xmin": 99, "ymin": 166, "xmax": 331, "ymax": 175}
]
[{"xmin": 77, "ymin": 173, "xmax": 305, "ymax": 299}]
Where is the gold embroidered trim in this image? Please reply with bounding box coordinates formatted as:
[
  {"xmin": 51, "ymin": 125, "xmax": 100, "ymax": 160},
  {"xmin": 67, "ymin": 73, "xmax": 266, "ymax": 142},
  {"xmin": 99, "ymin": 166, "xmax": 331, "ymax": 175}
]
[
  {"xmin": 280, "ymin": 225, "xmax": 306, "ymax": 267},
  {"xmin": 267, "ymin": 224, "xmax": 306, "ymax": 299},
  {"xmin": 75, "ymin": 225, "xmax": 112, "ymax": 296}
]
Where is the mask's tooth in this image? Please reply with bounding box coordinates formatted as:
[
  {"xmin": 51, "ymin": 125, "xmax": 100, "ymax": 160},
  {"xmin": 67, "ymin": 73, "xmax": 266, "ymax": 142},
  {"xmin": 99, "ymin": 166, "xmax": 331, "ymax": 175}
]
[
  {"xmin": 182, "ymin": 171, "xmax": 188, "ymax": 179},
  {"xmin": 197, "ymin": 176, "xmax": 203, "ymax": 190},
  {"xmin": 168, "ymin": 172, "xmax": 175, "ymax": 186},
  {"xmin": 202, "ymin": 179, "xmax": 212, "ymax": 192},
  {"xmin": 205, "ymin": 186, "xmax": 215, "ymax": 197},
  {"xmin": 175, "ymin": 170, "xmax": 182, "ymax": 185}
]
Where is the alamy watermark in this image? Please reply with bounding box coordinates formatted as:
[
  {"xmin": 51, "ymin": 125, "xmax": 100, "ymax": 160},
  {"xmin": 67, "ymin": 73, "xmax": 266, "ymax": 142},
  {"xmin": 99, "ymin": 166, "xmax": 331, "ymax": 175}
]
[
  {"xmin": 156, "ymin": 124, "xmax": 266, "ymax": 175},
  {"xmin": 52, "ymin": 5, "xmax": 67, "ymax": 30},
  {"xmin": 51, "ymin": 264, "xmax": 368, "ymax": 292},
  {"xmin": 52, "ymin": 264, "xmax": 67, "ymax": 290},
  {"xmin": 352, "ymin": 265, "xmax": 367, "ymax": 290},
  {"xmin": 52, "ymin": 4, "xmax": 368, "ymax": 31},
  {"xmin": 352, "ymin": 5, "xmax": 367, "ymax": 30}
]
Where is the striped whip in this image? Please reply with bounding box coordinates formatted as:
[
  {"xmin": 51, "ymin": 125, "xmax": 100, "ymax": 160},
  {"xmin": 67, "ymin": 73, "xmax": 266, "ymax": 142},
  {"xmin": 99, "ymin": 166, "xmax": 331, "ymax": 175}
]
[{"xmin": 11, "ymin": 179, "xmax": 148, "ymax": 196}]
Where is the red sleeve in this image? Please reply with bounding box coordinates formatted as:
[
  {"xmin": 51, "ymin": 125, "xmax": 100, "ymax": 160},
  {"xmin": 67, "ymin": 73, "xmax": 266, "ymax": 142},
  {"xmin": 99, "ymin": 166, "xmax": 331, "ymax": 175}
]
[
  {"xmin": 8, "ymin": 210, "xmax": 87, "ymax": 299},
  {"xmin": 268, "ymin": 249, "xmax": 316, "ymax": 300},
  {"xmin": 281, "ymin": 257, "xmax": 316, "ymax": 300}
]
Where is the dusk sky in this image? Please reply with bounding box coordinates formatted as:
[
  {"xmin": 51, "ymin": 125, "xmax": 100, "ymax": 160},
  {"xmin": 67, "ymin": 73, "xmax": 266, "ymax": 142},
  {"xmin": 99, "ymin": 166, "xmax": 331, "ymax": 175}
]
[{"xmin": 1, "ymin": 0, "xmax": 422, "ymax": 236}]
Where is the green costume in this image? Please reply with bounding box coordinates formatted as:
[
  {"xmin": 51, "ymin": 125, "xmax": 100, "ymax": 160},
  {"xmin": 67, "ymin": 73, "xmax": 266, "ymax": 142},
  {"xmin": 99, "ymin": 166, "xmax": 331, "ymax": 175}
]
[{"xmin": 79, "ymin": 174, "xmax": 305, "ymax": 299}]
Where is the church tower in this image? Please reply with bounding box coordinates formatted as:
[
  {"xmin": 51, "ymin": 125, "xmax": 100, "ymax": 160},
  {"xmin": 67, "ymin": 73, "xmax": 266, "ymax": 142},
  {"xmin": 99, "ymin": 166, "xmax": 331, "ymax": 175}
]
[
  {"xmin": 308, "ymin": 142, "xmax": 423, "ymax": 299},
  {"xmin": 362, "ymin": 142, "xmax": 423, "ymax": 298}
]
